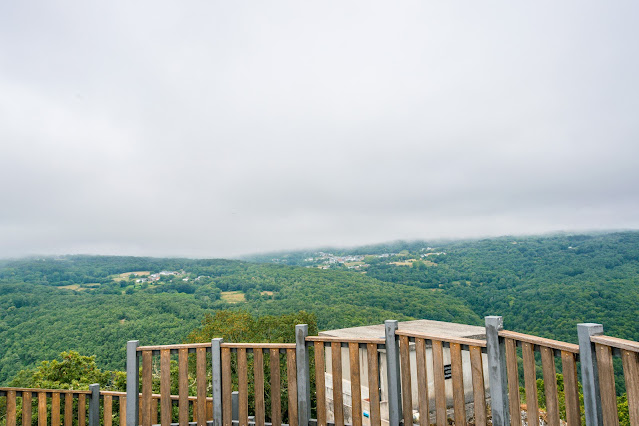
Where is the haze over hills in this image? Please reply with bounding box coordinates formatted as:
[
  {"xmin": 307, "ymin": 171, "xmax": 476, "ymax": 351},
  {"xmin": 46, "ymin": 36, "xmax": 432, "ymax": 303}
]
[{"xmin": 0, "ymin": 230, "xmax": 638, "ymax": 384}]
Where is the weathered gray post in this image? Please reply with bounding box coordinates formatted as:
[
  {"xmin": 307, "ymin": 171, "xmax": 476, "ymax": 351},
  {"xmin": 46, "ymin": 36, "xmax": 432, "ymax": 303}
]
[
  {"xmin": 211, "ymin": 338, "xmax": 223, "ymax": 426},
  {"xmin": 578, "ymin": 323, "xmax": 604, "ymax": 426},
  {"xmin": 485, "ymin": 316, "xmax": 510, "ymax": 426},
  {"xmin": 126, "ymin": 340, "xmax": 139, "ymax": 426},
  {"xmin": 89, "ymin": 384, "xmax": 100, "ymax": 426},
  {"xmin": 296, "ymin": 324, "xmax": 311, "ymax": 426},
  {"xmin": 384, "ymin": 320, "xmax": 402, "ymax": 426},
  {"xmin": 231, "ymin": 391, "xmax": 239, "ymax": 422}
]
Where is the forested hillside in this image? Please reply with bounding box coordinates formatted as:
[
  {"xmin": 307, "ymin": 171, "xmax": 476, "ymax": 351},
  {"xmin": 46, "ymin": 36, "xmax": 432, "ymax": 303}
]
[{"xmin": 1, "ymin": 231, "xmax": 638, "ymax": 385}]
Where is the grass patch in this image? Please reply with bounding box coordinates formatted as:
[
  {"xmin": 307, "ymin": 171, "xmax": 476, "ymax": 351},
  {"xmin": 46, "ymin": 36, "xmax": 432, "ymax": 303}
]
[
  {"xmin": 260, "ymin": 291, "xmax": 274, "ymax": 296},
  {"xmin": 112, "ymin": 271, "xmax": 151, "ymax": 282},
  {"xmin": 221, "ymin": 291, "xmax": 246, "ymax": 303}
]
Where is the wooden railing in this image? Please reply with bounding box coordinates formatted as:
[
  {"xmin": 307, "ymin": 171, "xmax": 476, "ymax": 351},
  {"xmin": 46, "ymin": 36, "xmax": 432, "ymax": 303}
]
[
  {"xmin": 0, "ymin": 387, "xmax": 92, "ymax": 426},
  {"xmin": 395, "ymin": 330, "xmax": 487, "ymax": 426},
  {"xmin": 497, "ymin": 330, "xmax": 582, "ymax": 426},
  {"xmin": 590, "ymin": 335, "xmax": 639, "ymax": 426}
]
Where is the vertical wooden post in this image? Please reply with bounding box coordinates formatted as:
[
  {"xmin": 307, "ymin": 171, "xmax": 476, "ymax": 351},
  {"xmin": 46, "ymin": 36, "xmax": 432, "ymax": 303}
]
[
  {"xmin": 578, "ymin": 323, "xmax": 604, "ymax": 426},
  {"xmin": 89, "ymin": 384, "xmax": 100, "ymax": 426},
  {"xmin": 126, "ymin": 340, "xmax": 139, "ymax": 426},
  {"xmin": 384, "ymin": 320, "xmax": 402, "ymax": 426},
  {"xmin": 211, "ymin": 338, "xmax": 223, "ymax": 426},
  {"xmin": 485, "ymin": 316, "xmax": 510, "ymax": 426},
  {"xmin": 296, "ymin": 324, "xmax": 310, "ymax": 426}
]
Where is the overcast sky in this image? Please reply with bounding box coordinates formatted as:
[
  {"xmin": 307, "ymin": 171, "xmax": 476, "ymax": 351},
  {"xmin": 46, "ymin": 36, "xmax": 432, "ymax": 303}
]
[{"xmin": 1, "ymin": 1, "xmax": 638, "ymax": 258}]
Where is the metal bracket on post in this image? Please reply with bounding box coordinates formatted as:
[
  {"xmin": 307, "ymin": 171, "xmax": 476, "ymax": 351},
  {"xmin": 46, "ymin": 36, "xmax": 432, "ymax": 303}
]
[
  {"xmin": 296, "ymin": 324, "xmax": 310, "ymax": 426},
  {"xmin": 384, "ymin": 320, "xmax": 402, "ymax": 426},
  {"xmin": 578, "ymin": 323, "xmax": 604, "ymax": 426},
  {"xmin": 231, "ymin": 391, "xmax": 239, "ymax": 423},
  {"xmin": 485, "ymin": 316, "xmax": 510, "ymax": 426},
  {"xmin": 89, "ymin": 384, "xmax": 100, "ymax": 426},
  {"xmin": 126, "ymin": 340, "xmax": 139, "ymax": 426},
  {"xmin": 212, "ymin": 338, "xmax": 223, "ymax": 426}
]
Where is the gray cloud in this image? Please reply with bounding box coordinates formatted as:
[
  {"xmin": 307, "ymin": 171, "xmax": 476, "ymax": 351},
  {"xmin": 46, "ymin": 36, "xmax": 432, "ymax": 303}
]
[{"xmin": 1, "ymin": 1, "xmax": 639, "ymax": 258}]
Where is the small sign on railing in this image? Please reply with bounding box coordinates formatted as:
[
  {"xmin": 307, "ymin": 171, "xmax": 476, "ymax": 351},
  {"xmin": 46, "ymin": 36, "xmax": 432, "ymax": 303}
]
[{"xmin": 443, "ymin": 364, "xmax": 452, "ymax": 380}]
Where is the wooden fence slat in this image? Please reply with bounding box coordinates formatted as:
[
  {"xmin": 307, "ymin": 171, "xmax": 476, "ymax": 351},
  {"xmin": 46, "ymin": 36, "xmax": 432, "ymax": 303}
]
[
  {"xmin": 7, "ymin": 389, "xmax": 17, "ymax": 426},
  {"xmin": 561, "ymin": 351, "xmax": 580, "ymax": 426},
  {"xmin": 64, "ymin": 393, "xmax": 73, "ymax": 426},
  {"xmin": 160, "ymin": 349, "xmax": 171, "ymax": 426},
  {"xmin": 119, "ymin": 396, "xmax": 127, "ymax": 426},
  {"xmin": 104, "ymin": 394, "xmax": 113, "ymax": 426},
  {"xmin": 138, "ymin": 397, "xmax": 142, "ymax": 426},
  {"xmin": 192, "ymin": 400, "xmax": 198, "ymax": 423},
  {"xmin": 596, "ymin": 343, "xmax": 619, "ymax": 426},
  {"xmin": 399, "ymin": 335, "xmax": 413, "ymax": 426},
  {"xmin": 238, "ymin": 348, "xmax": 249, "ymax": 426},
  {"xmin": 222, "ymin": 347, "xmax": 232, "ymax": 426},
  {"xmin": 314, "ymin": 342, "xmax": 327, "ymax": 426},
  {"xmin": 287, "ymin": 348, "xmax": 298, "ymax": 426},
  {"xmin": 270, "ymin": 349, "xmax": 282, "ymax": 426},
  {"xmin": 178, "ymin": 348, "xmax": 189, "ymax": 426},
  {"xmin": 51, "ymin": 392, "xmax": 61, "ymax": 426},
  {"xmin": 522, "ymin": 342, "xmax": 539, "ymax": 426},
  {"xmin": 432, "ymin": 340, "xmax": 446, "ymax": 426},
  {"xmin": 23, "ymin": 391, "xmax": 32, "ymax": 426},
  {"xmin": 142, "ymin": 350, "xmax": 152, "ymax": 426},
  {"xmin": 207, "ymin": 400, "xmax": 213, "ymax": 422},
  {"xmin": 349, "ymin": 343, "xmax": 362, "ymax": 426},
  {"xmin": 151, "ymin": 398, "xmax": 159, "ymax": 425},
  {"xmin": 254, "ymin": 348, "xmax": 266, "ymax": 426},
  {"xmin": 415, "ymin": 338, "xmax": 429, "ymax": 426},
  {"xmin": 540, "ymin": 347, "xmax": 560, "ymax": 426},
  {"xmin": 331, "ymin": 342, "xmax": 344, "ymax": 426},
  {"xmin": 505, "ymin": 338, "xmax": 522, "ymax": 426},
  {"xmin": 196, "ymin": 347, "xmax": 207, "ymax": 426},
  {"xmin": 366, "ymin": 343, "xmax": 381, "ymax": 426},
  {"xmin": 38, "ymin": 392, "xmax": 47, "ymax": 426},
  {"xmin": 621, "ymin": 349, "xmax": 639, "ymax": 426},
  {"xmin": 450, "ymin": 343, "xmax": 467, "ymax": 426},
  {"xmin": 470, "ymin": 345, "xmax": 487, "ymax": 426},
  {"xmin": 78, "ymin": 393, "xmax": 86, "ymax": 426}
]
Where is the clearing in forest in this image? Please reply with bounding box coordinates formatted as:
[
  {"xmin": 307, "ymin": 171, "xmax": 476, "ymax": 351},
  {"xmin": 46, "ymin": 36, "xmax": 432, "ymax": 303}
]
[{"xmin": 221, "ymin": 291, "xmax": 246, "ymax": 303}]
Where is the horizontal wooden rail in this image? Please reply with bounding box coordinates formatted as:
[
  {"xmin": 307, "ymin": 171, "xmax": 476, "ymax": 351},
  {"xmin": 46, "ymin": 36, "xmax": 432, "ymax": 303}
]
[
  {"xmin": 499, "ymin": 329, "xmax": 579, "ymax": 354},
  {"xmin": 396, "ymin": 329, "xmax": 487, "ymax": 348},
  {"xmin": 0, "ymin": 387, "xmax": 92, "ymax": 395},
  {"xmin": 305, "ymin": 335, "xmax": 385, "ymax": 344},
  {"xmin": 137, "ymin": 342, "xmax": 211, "ymax": 351},
  {"xmin": 221, "ymin": 342, "xmax": 296, "ymax": 349},
  {"xmin": 591, "ymin": 334, "xmax": 639, "ymax": 353}
]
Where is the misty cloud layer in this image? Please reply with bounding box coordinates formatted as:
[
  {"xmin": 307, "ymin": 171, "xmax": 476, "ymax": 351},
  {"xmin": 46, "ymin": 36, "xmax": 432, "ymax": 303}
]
[{"xmin": 1, "ymin": 1, "xmax": 638, "ymax": 258}]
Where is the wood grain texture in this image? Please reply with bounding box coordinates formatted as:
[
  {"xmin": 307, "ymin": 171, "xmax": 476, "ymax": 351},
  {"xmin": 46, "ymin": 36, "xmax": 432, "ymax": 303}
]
[
  {"xmin": 142, "ymin": 350, "xmax": 152, "ymax": 426},
  {"xmin": 103, "ymin": 394, "xmax": 112, "ymax": 426},
  {"xmin": 499, "ymin": 330, "xmax": 579, "ymax": 354},
  {"xmin": 64, "ymin": 393, "xmax": 73, "ymax": 426},
  {"xmin": 238, "ymin": 348, "xmax": 249, "ymax": 426},
  {"xmin": 366, "ymin": 343, "xmax": 381, "ymax": 426},
  {"xmin": 78, "ymin": 394, "xmax": 85, "ymax": 426},
  {"xmin": 414, "ymin": 338, "xmax": 429, "ymax": 426},
  {"xmin": 450, "ymin": 343, "xmax": 466, "ymax": 426},
  {"xmin": 595, "ymin": 343, "xmax": 619, "ymax": 426},
  {"xmin": 254, "ymin": 348, "xmax": 265, "ymax": 426},
  {"xmin": 348, "ymin": 343, "xmax": 362, "ymax": 426},
  {"xmin": 23, "ymin": 391, "xmax": 32, "ymax": 426},
  {"xmin": 160, "ymin": 349, "xmax": 171, "ymax": 426},
  {"xmin": 178, "ymin": 348, "xmax": 189, "ymax": 425},
  {"xmin": 151, "ymin": 398, "xmax": 159, "ymax": 425},
  {"xmin": 196, "ymin": 347, "xmax": 207, "ymax": 426},
  {"xmin": 540, "ymin": 347, "xmax": 560, "ymax": 426},
  {"xmin": 469, "ymin": 346, "xmax": 486, "ymax": 426},
  {"xmin": 38, "ymin": 392, "xmax": 47, "ymax": 426},
  {"xmin": 270, "ymin": 349, "xmax": 282, "ymax": 426},
  {"xmin": 287, "ymin": 349, "xmax": 298, "ymax": 426},
  {"xmin": 432, "ymin": 340, "xmax": 446, "ymax": 426},
  {"xmin": 331, "ymin": 342, "xmax": 344, "ymax": 426},
  {"xmin": 51, "ymin": 393, "xmax": 61, "ymax": 426},
  {"xmin": 396, "ymin": 330, "xmax": 487, "ymax": 348},
  {"xmin": 621, "ymin": 349, "xmax": 639, "ymax": 426},
  {"xmin": 522, "ymin": 343, "xmax": 539, "ymax": 426},
  {"xmin": 314, "ymin": 342, "xmax": 327, "ymax": 426},
  {"xmin": 399, "ymin": 335, "xmax": 413, "ymax": 426},
  {"xmin": 222, "ymin": 347, "xmax": 232, "ymax": 426},
  {"xmin": 119, "ymin": 396, "xmax": 126, "ymax": 426},
  {"xmin": 7, "ymin": 389, "xmax": 16, "ymax": 426},
  {"xmin": 505, "ymin": 338, "xmax": 522, "ymax": 426},
  {"xmin": 561, "ymin": 351, "xmax": 581, "ymax": 426},
  {"xmin": 591, "ymin": 335, "xmax": 639, "ymax": 353}
]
